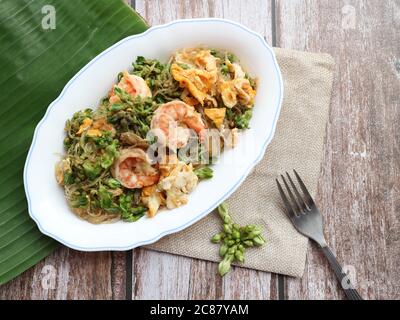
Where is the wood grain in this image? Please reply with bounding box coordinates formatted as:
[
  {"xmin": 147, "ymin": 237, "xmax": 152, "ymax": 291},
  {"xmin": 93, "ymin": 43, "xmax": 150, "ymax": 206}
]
[
  {"xmin": 276, "ymin": 0, "xmax": 400, "ymax": 300},
  {"xmin": 132, "ymin": 249, "xmax": 191, "ymax": 299},
  {"xmin": 132, "ymin": 0, "xmax": 278, "ymax": 300},
  {"xmin": 0, "ymin": 0, "xmax": 276, "ymax": 301},
  {"xmin": 1, "ymin": 0, "xmax": 398, "ymax": 300},
  {"xmin": 0, "ymin": 247, "xmax": 126, "ymax": 299},
  {"xmin": 132, "ymin": 248, "xmax": 277, "ymax": 299},
  {"xmin": 135, "ymin": 0, "xmax": 273, "ymax": 42}
]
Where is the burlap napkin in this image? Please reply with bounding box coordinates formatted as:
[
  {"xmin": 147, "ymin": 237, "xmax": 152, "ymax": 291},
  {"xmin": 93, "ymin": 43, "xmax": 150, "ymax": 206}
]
[{"xmin": 146, "ymin": 48, "xmax": 335, "ymax": 277}]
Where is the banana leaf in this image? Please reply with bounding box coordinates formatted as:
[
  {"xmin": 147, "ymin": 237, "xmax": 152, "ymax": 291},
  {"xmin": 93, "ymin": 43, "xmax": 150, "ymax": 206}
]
[{"xmin": 0, "ymin": 0, "xmax": 149, "ymax": 285}]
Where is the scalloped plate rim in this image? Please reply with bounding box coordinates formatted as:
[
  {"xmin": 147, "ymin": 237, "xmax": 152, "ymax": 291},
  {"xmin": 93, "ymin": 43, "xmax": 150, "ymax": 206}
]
[{"xmin": 23, "ymin": 18, "xmax": 283, "ymax": 251}]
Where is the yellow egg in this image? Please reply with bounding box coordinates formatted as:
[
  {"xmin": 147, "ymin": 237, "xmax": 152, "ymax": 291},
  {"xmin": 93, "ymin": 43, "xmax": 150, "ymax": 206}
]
[
  {"xmin": 76, "ymin": 118, "xmax": 93, "ymax": 135},
  {"xmin": 204, "ymin": 108, "xmax": 226, "ymax": 128},
  {"xmin": 86, "ymin": 129, "xmax": 102, "ymax": 137}
]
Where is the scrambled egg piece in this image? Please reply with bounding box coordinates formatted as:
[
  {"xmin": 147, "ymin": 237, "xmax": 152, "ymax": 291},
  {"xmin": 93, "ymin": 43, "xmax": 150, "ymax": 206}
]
[
  {"xmin": 174, "ymin": 48, "xmax": 218, "ymax": 75},
  {"xmin": 86, "ymin": 129, "xmax": 102, "ymax": 137},
  {"xmin": 181, "ymin": 89, "xmax": 201, "ymax": 106},
  {"xmin": 140, "ymin": 155, "xmax": 198, "ymax": 216},
  {"xmin": 171, "ymin": 49, "xmax": 218, "ymax": 105},
  {"xmin": 92, "ymin": 118, "xmax": 114, "ymax": 131},
  {"xmin": 226, "ymin": 60, "xmax": 246, "ymax": 79},
  {"xmin": 204, "ymin": 108, "xmax": 226, "ymax": 128},
  {"xmin": 171, "ymin": 64, "xmax": 214, "ymax": 105},
  {"xmin": 219, "ymin": 78, "xmax": 256, "ymax": 108},
  {"xmin": 76, "ymin": 118, "xmax": 93, "ymax": 135},
  {"xmin": 76, "ymin": 118, "xmax": 115, "ymax": 137},
  {"xmin": 171, "ymin": 49, "xmax": 256, "ymax": 109},
  {"xmin": 141, "ymin": 185, "xmax": 165, "ymax": 217},
  {"xmin": 157, "ymin": 161, "xmax": 198, "ymax": 210},
  {"xmin": 219, "ymin": 60, "xmax": 256, "ymax": 108}
]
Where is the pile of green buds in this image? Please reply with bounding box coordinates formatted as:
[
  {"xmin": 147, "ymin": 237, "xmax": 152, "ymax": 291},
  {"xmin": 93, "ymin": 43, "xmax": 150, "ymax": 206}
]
[{"xmin": 211, "ymin": 203, "xmax": 266, "ymax": 276}]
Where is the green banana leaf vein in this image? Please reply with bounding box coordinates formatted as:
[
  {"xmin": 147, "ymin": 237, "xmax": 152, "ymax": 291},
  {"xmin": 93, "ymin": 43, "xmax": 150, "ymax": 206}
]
[{"xmin": 0, "ymin": 0, "xmax": 149, "ymax": 285}]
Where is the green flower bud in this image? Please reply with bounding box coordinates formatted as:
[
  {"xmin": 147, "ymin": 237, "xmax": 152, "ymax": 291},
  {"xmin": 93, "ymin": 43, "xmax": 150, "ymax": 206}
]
[
  {"xmin": 212, "ymin": 204, "xmax": 265, "ymax": 277},
  {"xmin": 232, "ymin": 230, "xmax": 240, "ymax": 239},
  {"xmin": 218, "ymin": 203, "xmax": 229, "ymax": 218},
  {"xmin": 245, "ymin": 225, "xmax": 256, "ymax": 232},
  {"xmin": 235, "ymin": 250, "xmax": 244, "ymax": 263},
  {"xmin": 228, "ymin": 247, "xmax": 236, "ymax": 255},
  {"xmin": 219, "ymin": 244, "xmax": 228, "ymax": 257},
  {"xmin": 223, "ymin": 224, "xmax": 232, "ymax": 234},
  {"xmin": 243, "ymin": 240, "xmax": 254, "ymax": 247},
  {"xmin": 218, "ymin": 257, "xmax": 231, "ymax": 276},
  {"xmin": 223, "ymin": 216, "xmax": 232, "ymax": 225},
  {"xmin": 253, "ymin": 235, "xmax": 266, "ymax": 246},
  {"xmin": 211, "ymin": 233, "xmax": 223, "ymax": 243},
  {"xmin": 243, "ymin": 229, "xmax": 262, "ymax": 240}
]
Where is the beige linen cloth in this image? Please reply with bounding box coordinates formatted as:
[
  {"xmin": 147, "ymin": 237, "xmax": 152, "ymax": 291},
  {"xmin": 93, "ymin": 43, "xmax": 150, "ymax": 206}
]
[{"xmin": 146, "ymin": 48, "xmax": 335, "ymax": 277}]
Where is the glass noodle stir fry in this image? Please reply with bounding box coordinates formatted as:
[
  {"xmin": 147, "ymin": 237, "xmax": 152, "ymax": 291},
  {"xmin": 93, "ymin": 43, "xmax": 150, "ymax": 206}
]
[{"xmin": 55, "ymin": 48, "xmax": 258, "ymax": 223}]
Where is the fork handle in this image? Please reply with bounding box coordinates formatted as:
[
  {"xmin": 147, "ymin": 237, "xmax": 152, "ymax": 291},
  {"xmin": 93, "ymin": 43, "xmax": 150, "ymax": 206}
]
[{"xmin": 321, "ymin": 246, "xmax": 363, "ymax": 300}]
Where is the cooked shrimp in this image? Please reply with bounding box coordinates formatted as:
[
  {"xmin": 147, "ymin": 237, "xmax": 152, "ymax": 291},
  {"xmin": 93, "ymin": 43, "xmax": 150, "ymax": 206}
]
[
  {"xmin": 112, "ymin": 147, "xmax": 159, "ymax": 189},
  {"xmin": 109, "ymin": 71, "xmax": 152, "ymax": 104},
  {"xmin": 150, "ymin": 101, "xmax": 207, "ymax": 149}
]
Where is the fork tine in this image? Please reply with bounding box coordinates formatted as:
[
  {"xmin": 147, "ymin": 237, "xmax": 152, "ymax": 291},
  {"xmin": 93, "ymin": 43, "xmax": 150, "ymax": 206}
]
[
  {"xmin": 286, "ymin": 172, "xmax": 308, "ymax": 211},
  {"xmin": 293, "ymin": 169, "xmax": 315, "ymax": 206},
  {"xmin": 281, "ymin": 174, "xmax": 301, "ymax": 215},
  {"xmin": 276, "ymin": 179, "xmax": 296, "ymax": 221}
]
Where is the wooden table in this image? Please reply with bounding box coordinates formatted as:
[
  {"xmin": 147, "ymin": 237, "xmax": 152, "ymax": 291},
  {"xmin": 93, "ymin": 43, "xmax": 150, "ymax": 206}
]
[{"xmin": 0, "ymin": 0, "xmax": 398, "ymax": 300}]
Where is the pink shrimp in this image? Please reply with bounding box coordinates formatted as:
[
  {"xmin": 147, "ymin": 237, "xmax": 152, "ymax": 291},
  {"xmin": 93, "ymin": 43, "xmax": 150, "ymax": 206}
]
[
  {"xmin": 109, "ymin": 71, "xmax": 152, "ymax": 104},
  {"xmin": 112, "ymin": 148, "xmax": 159, "ymax": 189},
  {"xmin": 150, "ymin": 101, "xmax": 207, "ymax": 150}
]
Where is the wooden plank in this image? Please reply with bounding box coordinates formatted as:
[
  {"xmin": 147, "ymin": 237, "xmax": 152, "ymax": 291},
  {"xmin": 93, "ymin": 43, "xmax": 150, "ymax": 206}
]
[
  {"xmin": 136, "ymin": 0, "xmax": 273, "ymax": 43},
  {"xmin": 0, "ymin": 247, "xmax": 126, "ymax": 299},
  {"xmin": 188, "ymin": 260, "xmax": 277, "ymax": 299},
  {"xmin": 132, "ymin": 249, "xmax": 192, "ymax": 299},
  {"xmin": 132, "ymin": 0, "xmax": 278, "ymax": 300},
  {"xmin": 130, "ymin": 249, "xmax": 278, "ymax": 300},
  {"xmin": 221, "ymin": 266, "xmax": 278, "ymax": 300},
  {"xmin": 0, "ymin": 0, "xmax": 136, "ymax": 301},
  {"xmin": 276, "ymin": 0, "xmax": 400, "ymax": 299}
]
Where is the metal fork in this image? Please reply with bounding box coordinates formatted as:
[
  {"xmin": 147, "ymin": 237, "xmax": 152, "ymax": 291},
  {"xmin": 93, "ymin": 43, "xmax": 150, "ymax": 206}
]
[{"xmin": 276, "ymin": 170, "xmax": 363, "ymax": 300}]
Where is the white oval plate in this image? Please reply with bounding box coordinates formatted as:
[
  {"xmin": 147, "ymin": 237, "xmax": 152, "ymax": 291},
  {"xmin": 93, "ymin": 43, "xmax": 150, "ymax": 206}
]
[{"xmin": 24, "ymin": 18, "xmax": 283, "ymax": 251}]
